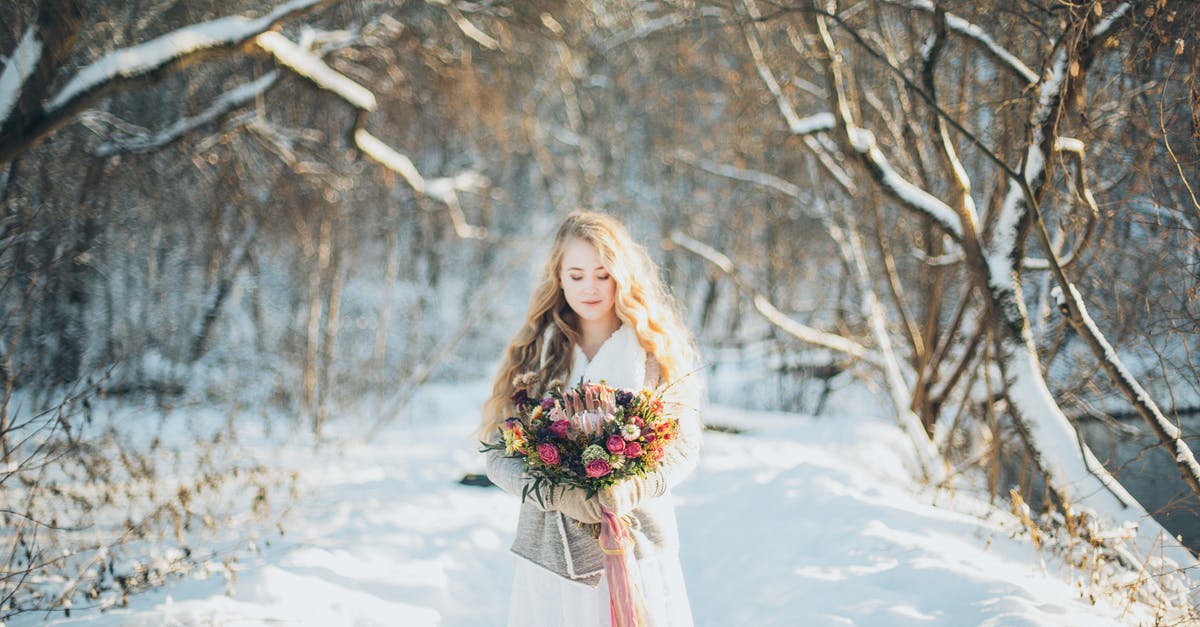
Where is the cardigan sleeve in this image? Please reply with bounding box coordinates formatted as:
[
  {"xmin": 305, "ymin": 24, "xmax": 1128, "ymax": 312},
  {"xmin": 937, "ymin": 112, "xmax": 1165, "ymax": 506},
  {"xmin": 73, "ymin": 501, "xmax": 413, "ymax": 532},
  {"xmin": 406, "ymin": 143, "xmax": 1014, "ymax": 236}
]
[{"xmin": 485, "ymin": 442, "xmax": 604, "ymax": 524}]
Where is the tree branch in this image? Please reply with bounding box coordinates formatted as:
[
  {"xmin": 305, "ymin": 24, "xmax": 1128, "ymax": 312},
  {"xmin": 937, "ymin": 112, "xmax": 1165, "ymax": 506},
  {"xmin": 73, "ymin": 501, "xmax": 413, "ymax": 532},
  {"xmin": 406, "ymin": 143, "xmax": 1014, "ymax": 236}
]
[
  {"xmin": 880, "ymin": 0, "xmax": 1039, "ymax": 84},
  {"xmin": 0, "ymin": 0, "xmax": 335, "ymax": 165},
  {"xmin": 668, "ymin": 230, "xmax": 881, "ymax": 367}
]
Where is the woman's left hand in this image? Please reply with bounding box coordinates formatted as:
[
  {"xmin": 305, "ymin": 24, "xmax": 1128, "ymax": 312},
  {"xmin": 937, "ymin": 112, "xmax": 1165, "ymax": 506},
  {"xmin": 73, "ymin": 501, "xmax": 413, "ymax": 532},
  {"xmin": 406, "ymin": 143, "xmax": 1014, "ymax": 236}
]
[{"xmin": 598, "ymin": 479, "xmax": 646, "ymax": 516}]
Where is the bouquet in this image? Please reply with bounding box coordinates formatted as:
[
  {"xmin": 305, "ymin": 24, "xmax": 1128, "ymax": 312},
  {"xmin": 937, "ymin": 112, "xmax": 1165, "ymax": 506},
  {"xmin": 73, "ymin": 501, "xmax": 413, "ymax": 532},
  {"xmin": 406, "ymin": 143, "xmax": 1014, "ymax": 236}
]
[{"xmin": 483, "ymin": 379, "xmax": 678, "ymax": 507}]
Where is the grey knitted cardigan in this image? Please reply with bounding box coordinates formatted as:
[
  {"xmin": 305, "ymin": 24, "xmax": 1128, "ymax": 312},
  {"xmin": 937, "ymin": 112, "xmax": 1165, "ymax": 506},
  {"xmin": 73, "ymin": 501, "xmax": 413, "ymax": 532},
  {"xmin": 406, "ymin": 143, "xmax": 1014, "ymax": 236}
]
[{"xmin": 485, "ymin": 353, "xmax": 703, "ymax": 588}]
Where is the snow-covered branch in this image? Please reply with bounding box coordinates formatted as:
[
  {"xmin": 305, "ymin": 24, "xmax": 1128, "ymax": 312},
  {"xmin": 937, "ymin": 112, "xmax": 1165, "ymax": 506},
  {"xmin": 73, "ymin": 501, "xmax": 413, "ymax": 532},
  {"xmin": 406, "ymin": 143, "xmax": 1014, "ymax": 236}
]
[
  {"xmin": 742, "ymin": 2, "xmax": 833, "ymax": 138},
  {"xmin": 354, "ymin": 129, "xmax": 489, "ymax": 240},
  {"xmin": 668, "ymin": 230, "xmax": 880, "ymax": 367},
  {"xmin": 0, "ymin": 0, "xmax": 333, "ymax": 165},
  {"xmin": 0, "ymin": 27, "xmax": 42, "ymax": 129},
  {"xmin": 92, "ymin": 72, "xmax": 279, "ymax": 157},
  {"xmin": 248, "ymin": 28, "xmax": 489, "ymax": 241},
  {"xmin": 601, "ymin": 8, "xmax": 727, "ymax": 52},
  {"xmin": 881, "ymin": 0, "xmax": 1038, "ymax": 84},
  {"xmin": 740, "ymin": 0, "xmax": 852, "ymax": 192},
  {"xmin": 49, "ymin": 0, "xmax": 325, "ymax": 113},
  {"xmin": 846, "ymin": 127, "xmax": 964, "ymax": 240},
  {"xmin": 1053, "ymin": 284, "xmax": 1200, "ymax": 498},
  {"xmin": 433, "ymin": 2, "xmax": 501, "ymax": 51},
  {"xmin": 255, "ymin": 31, "xmax": 376, "ymax": 110},
  {"xmin": 1020, "ymin": 137, "xmax": 1100, "ymax": 271},
  {"xmin": 673, "ymin": 150, "xmax": 806, "ymax": 205}
]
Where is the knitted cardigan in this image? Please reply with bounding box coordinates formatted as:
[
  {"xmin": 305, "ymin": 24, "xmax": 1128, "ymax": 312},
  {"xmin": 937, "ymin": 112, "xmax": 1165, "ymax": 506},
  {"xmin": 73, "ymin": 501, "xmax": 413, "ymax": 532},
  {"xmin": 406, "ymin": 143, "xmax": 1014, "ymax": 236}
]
[{"xmin": 485, "ymin": 333, "xmax": 702, "ymax": 588}]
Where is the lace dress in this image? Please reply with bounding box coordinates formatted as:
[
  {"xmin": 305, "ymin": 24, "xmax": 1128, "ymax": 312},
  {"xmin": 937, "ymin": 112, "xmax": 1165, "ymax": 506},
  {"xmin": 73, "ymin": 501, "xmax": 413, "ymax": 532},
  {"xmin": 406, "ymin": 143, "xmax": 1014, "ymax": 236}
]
[{"xmin": 505, "ymin": 324, "xmax": 696, "ymax": 627}]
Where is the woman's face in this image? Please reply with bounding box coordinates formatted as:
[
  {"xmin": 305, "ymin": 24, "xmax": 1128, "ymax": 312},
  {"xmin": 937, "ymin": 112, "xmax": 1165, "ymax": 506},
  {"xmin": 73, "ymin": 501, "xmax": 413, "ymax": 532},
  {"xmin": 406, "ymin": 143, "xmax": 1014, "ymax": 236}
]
[{"xmin": 559, "ymin": 237, "xmax": 618, "ymax": 323}]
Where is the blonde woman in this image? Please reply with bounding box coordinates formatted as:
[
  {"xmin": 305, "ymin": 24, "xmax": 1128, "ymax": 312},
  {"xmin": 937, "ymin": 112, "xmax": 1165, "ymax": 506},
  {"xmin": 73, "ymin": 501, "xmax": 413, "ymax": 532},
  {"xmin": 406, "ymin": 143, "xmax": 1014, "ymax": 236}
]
[{"xmin": 481, "ymin": 212, "xmax": 702, "ymax": 627}]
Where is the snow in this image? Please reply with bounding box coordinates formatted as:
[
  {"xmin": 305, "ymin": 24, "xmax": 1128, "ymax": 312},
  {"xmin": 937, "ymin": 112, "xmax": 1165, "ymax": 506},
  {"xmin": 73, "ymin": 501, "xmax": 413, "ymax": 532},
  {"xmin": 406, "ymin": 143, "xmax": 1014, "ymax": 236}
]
[
  {"xmin": 17, "ymin": 379, "xmax": 1190, "ymax": 626},
  {"xmin": 942, "ymin": 13, "xmax": 1038, "ymax": 84},
  {"xmin": 848, "ymin": 127, "xmax": 964, "ymax": 240},
  {"xmin": 1092, "ymin": 3, "xmax": 1132, "ymax": 39},
  {"xmin": 0, "ymin": 26, "xmax": 42, "ymax": 126},
  {"xmin": 890, "ymin": 0, "xmax": 1038, "ymax": 84},
  {"xmin": 789, "ymin": 112, "xmax": 835, "ymax": 136},
  {"xmin": 46, "ymin": 0, "xmax": 323, "ymax": 112},
  {"xmin": 254, "ymin": 31, "xmax": 376, "ymax": 111},
  {"xmin": 988, "ymin": 42, "xmax": 1070, "ymax": 283}
]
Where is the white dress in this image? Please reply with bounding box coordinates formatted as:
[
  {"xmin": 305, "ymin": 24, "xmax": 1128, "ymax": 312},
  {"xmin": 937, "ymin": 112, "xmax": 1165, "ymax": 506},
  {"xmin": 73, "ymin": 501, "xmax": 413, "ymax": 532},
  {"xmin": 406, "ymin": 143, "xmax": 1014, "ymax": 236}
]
[{"xmin": 506, "ymin": 324, "xmax": 696, "ymax": 627}]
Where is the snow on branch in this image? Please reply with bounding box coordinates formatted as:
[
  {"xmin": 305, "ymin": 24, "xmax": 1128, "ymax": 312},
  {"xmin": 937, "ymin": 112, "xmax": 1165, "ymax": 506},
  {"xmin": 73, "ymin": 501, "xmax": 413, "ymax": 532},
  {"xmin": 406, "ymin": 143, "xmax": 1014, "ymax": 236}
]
[
  {"xmin": 602, "ymin": 8, "xmax": 726, "ymax": 53},
  {"xmin": 47, "ymin": 0, "xmax": 326, "ymax": 113},
  {"xmin": 248, "ymin": 27, "xmax": 487, "ymax": 241},
  {"xmin": 1021, "ymin": 137, "xmax": 1100, "ymax": 271},
  {"xmin": 673, "ymin": 150, "xmax": 807, "ymax": 204},
  {"xmin": 847, "ymin": 127, "xmax": 964, "ymax": 240},
  {"xmin": 882, "ymin": 0, "xmax": 1038, "ymax": 84},
  {"xmin": 669, "ymin": 230, "xmax": 881, "ymax": 367},
  {"xmin": 92, "ymin": 71, "xmax": 279, "ymax": 156},
  {"xmin": 741, "ymin": 1, "xmax": 835, "ymax": 138},
  {"xmin": 435, "ymin": 2, "xmax": 500, "ymax": 51},
  {"xmin": 0, "ymin": 27, "xmax": 42, "ymax": 128},
  {"xmin": 254, "ymin": 31, "xmax": 376, "ymax": 110},
  {"xmin": 354, "ymin": 129, "xmax": 489, "ymax": 240},
  {"xmin": 1092, "ymin": 2, "xmax": 1132, "ymax": 39},
  {"xmin": 0, "ymin": 0, "xmax": 331, "ymax": 165},
  {"xmin": 739, "ymin": 2, "xmax": 853, "ymax": 193}
]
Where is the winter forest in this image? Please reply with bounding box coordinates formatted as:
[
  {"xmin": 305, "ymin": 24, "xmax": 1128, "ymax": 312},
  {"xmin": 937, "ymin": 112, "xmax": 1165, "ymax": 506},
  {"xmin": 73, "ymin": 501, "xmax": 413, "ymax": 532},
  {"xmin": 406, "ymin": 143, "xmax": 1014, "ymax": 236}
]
[{"xmin": 2, "ymin": 0, "xmax": 1199, "ymax": 624}]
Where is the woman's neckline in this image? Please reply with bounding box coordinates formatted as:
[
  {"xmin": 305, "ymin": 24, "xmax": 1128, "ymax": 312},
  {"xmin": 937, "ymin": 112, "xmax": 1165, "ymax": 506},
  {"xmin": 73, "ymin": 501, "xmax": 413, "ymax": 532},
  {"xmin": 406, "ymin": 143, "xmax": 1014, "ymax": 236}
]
[{"xmin": 577, "ymin": 323, "xmax": 624, "ymax": 363}]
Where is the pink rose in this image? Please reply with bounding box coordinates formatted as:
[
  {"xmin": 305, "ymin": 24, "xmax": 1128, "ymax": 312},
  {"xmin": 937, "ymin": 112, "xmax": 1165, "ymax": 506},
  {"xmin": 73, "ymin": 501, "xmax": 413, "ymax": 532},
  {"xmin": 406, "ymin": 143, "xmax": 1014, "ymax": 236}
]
[
  {"xmin": 538, "ymin": 443, "xmax": 560, "ymax": 465},
  {"xmin": 549, "ymin": 419, "xmax": 570, "ymax": 439},
  {"xmin": 606, "ymin": 434, "xmax": 626, "ymax": 454},
  {"xmin": 585, "ymin": 459, "xmax": 612, "ymax": 478},
  {"xmin": 624, "ymin": 442, "xmax": 643, "ymax": 458}
]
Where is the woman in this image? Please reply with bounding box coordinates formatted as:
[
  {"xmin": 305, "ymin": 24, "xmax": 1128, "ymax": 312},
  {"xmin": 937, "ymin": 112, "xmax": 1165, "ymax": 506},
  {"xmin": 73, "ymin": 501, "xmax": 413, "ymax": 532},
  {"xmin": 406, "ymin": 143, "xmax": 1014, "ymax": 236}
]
[{"xmin": 480, "ymin": 212, "xmax": 702, "ymax": 627}]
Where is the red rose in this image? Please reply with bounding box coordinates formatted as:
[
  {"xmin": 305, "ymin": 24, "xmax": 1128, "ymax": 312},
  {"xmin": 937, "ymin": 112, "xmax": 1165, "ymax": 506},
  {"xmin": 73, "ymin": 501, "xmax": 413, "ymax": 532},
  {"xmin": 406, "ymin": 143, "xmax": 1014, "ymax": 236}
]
[
  {"xmin": 606, "ymin": 434, "xmax": 626, "ymax": 454},
  {"xmin": 538, "ymin": 442, "xmax": 560, "ymax": 465},
  {"xmin": 624, "ymin": 442, "xmax": 643, "ymax": 458},
  {"xmin": 585, "ymin": 459, "xmax": 612, "ymax": 478},
  {"xmin": 549, "ymin": 420, "xmax": 570, "ymax": 439}
]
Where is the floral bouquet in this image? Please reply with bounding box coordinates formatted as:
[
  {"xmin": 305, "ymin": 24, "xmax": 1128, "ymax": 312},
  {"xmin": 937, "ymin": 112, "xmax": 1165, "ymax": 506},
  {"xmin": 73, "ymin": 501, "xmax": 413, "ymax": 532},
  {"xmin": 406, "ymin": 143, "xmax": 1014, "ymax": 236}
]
[{"xmin": 482, "ymin": 379, "xmax": 678, "ymax": 508}]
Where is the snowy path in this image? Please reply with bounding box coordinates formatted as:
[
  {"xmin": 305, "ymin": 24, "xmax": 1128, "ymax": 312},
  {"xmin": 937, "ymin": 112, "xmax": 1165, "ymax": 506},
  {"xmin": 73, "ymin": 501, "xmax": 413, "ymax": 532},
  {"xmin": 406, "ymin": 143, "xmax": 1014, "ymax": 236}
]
[{"xmin": 31, "ymin": 381, "xmax": 1143, "ymax": 626}]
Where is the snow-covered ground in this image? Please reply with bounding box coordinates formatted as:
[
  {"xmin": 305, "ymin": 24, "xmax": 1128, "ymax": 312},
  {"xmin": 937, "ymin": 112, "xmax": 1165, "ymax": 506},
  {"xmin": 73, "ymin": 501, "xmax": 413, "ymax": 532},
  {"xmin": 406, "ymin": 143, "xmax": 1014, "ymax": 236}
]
[{"xmin": 18, "ymin": 380, "xmax": 1177, "ymax": 626}]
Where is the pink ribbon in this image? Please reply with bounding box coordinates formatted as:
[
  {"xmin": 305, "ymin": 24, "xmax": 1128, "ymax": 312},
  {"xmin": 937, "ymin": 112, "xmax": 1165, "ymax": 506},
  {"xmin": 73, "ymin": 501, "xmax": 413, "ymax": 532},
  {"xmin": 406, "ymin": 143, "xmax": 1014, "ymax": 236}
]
[{"xmin": 599, "ymin": 506, "xmax": 647, "ymax": 627}]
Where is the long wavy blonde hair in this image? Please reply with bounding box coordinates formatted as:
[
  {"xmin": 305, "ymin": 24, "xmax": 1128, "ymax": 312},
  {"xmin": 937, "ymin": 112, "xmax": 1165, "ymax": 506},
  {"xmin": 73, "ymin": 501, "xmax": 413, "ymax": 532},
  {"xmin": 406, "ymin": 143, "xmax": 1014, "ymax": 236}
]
[{"xmin": 479, "ymin": 212, "xmax": 696, "ymax": 438}]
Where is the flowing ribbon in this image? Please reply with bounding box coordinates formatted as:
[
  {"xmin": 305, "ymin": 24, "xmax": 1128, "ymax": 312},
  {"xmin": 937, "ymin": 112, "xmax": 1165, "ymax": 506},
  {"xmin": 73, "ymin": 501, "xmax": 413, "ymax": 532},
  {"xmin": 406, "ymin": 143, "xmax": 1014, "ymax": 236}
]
[{"xmin": 599, "ymin": 506, "xmax": 647, "ymax": 627}]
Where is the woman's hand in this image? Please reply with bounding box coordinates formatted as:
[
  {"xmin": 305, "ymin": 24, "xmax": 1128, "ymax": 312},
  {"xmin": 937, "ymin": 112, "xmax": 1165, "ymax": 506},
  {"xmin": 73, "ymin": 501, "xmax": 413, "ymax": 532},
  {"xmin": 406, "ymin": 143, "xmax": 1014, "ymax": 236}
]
[
  {"xmin": 598, "ymin": 479, "xmax": 647, "ymax": 516},
  {"xmin": 549, "ymin": 488, "xmax": 604, "ymax": 524}
]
